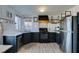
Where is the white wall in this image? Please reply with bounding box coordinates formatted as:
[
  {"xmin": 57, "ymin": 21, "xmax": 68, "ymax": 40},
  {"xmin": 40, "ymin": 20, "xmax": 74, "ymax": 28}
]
[
  {"xmin": 23, "ymin": 16, "xmax": 60, "ymax": 32},
  {"xmin": 68, "ymin": 5, "xmax": 79, "ymax": 16},
  {"xmin": 32, "ymin": 22, "xmax": 39, "ymax": 32},
  {"xmin": 59, "ymin": 5, "xmax": 79, "ymax": 16},
  {"xmin": 1, "ymin": 6, "xmax": 24, "ymax": 32},
  {"xmin": 48, "ymin": 23, "xmax": 60, "ymax": 32},
  {"xmin": 0, "ymin": 5, "xmax": 24, "ymax": 45},
  {"xmin": 54, "ymin": 6, "xmax": 79, "ymax": 18}
]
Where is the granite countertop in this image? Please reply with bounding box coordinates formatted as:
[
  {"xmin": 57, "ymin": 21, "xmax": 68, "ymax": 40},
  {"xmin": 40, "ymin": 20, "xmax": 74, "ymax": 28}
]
[{"xmin": 0, "ymin": 45, "xmax": 12, "ymax": 53}]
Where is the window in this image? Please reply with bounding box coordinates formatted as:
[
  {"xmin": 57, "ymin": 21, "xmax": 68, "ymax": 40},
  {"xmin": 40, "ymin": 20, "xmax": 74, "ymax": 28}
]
[
  {"xmin": 15, "ymin": 16, "xmax": 22, "ymax": 31},
  {"xmin": 24, "ymin": 22, "xmax": 32, "ymax": 32}
]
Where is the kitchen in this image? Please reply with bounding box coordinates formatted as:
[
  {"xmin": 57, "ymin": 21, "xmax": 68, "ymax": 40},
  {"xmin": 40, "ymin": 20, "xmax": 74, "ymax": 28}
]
[{"xmin": 0, "ymin": 5, "xmax": 78, "ymax": 53}]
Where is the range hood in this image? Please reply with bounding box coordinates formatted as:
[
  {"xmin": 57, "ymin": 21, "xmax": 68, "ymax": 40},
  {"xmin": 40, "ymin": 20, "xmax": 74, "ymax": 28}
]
[
  {"xmin": 38, "ymin": 15, "xmax": 49, "ymax": 23},
  {"xmin": 38, "ymin": 15, "xmax": 49, "ymax": 28}
]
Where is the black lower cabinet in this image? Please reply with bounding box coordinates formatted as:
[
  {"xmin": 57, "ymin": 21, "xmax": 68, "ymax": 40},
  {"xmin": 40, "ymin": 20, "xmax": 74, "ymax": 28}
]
[
  {"xmin": 59, "ymin": 32, "xmax": 64, "ymax": 49},
  {"xmin": 56, "ymin": 33, "xmax": 60, "ymax": 44},
  {"xmin": 31, "ymin": 32, "xmax": 39, "ymax": 42},
  {"xmin": 49, "ymin": 32, "xmax": 56, "ymax": 42},
  {"xmin": 22, "ymin": 33, "xmax": 31, "ymax": 44},
  {"xmin": 77, "ymin": 35, "xmax": 79, "ymax": 52},
  {"xmin": 3, "ymin": 34, "xmax": 23, "ymax": 53}
]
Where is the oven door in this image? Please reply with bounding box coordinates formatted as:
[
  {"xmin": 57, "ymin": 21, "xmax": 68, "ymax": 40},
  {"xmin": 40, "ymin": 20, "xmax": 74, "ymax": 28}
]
[{"xmin": 39, "ymin": 32, "xmax": 49, "ymax": 43}]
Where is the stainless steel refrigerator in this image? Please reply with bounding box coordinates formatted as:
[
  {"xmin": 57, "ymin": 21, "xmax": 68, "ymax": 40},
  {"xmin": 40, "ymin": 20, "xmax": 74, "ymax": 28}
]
[
  {"xmin": 60, "ymin": 16, "xmax": 77, "ymax": 53},
  {"xmin": 63, "ymin": 16, "xmax": 72, "ymax": 53}
]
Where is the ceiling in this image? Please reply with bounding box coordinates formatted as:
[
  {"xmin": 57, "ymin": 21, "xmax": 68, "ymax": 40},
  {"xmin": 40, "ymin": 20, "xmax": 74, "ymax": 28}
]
[{"xmin": 11, "ymin": 5, "xmax": 75, "ymax": 17}]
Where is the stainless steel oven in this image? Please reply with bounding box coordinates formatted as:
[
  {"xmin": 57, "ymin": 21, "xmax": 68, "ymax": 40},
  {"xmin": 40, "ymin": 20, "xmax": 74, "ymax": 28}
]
[{"xmin": 39, "ymin": 28, "xmax": 49, "ymax": 43}]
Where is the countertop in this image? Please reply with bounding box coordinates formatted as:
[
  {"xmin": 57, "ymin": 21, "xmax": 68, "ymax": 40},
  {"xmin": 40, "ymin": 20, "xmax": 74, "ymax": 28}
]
[
  {"xmin": 3, "ymin": 30, "xmax": 68, "ymax": 36},
  {"xmin": 59, "ymin": 30, "xmax": 72, "ymax": 32},
  {"xmin": 3, "ymin": 31, "xmax": 23, "ymax": 36},
  {"xmin": 49, "ymin": 30, "xmax": 72, "ymax": 33},
  {"xmin": 0, "ymin": 45, "xmax": 12, "ymax": 53}
]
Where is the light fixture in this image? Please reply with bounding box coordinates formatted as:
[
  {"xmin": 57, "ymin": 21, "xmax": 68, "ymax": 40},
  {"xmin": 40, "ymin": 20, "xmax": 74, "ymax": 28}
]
[
  {"xmin": 40, "ymin": 9, "xmax": 45, "ymax": 13},
  {"xmin": 38, "ymin": 6, "xmax": 47, "ymax": 13}
]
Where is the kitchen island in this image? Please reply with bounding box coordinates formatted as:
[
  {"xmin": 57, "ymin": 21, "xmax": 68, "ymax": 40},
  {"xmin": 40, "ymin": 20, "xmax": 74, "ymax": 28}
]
[
  {"xmin": 0, "ymin": 45, "xmax": 12, "ymax": 53},
  {"xmin": 3, "ymin": 32, "xmax": 23, "ymax": 53}
]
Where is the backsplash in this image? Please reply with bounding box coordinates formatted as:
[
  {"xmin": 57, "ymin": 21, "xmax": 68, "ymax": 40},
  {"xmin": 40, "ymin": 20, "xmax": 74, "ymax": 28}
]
[
  {"xmin": 39, "ymin": 23, "xmax": 48, "ymax": 28},
  {"xmin": 48, "ymin": 23, "xmax": 60, "ymax": 32},
  {"xmin": 23, "ymin": 22, "xmax": 60, "ymax": 32}
]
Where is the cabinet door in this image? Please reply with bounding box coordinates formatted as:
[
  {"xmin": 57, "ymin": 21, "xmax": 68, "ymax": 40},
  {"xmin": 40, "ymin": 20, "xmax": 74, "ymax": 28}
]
[
  {"xmin": 22, "ymin": 33, "xmax": 31, "ymax": 44},
  {"xmin": 31, "ymin": 32, "xmax": 39, "ymax": 42},
  {"xmin": 16, "ymin": 35, "xmax": 23, "ymax": 50},
  {"xmin": 59, "ymin": 32, "xmax": 64, "ymax": 49},
  {"xmin": 56, "ymin": 33, "xmax": 60, "ymax": 44},
  {"xmin": 49, "ymin": 32, "xmax": 56, "ymax": 42}
]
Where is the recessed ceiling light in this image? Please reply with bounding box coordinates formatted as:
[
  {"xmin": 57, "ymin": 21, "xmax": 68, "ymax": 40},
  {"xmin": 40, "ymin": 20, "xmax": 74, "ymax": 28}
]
[
  {"xmin": 40, "ymin": 9, "xmax": 45, "ymax": 13},
  {"xmin": 39, "ymin": 6, "xmax": 47, "ymax": 13}
]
